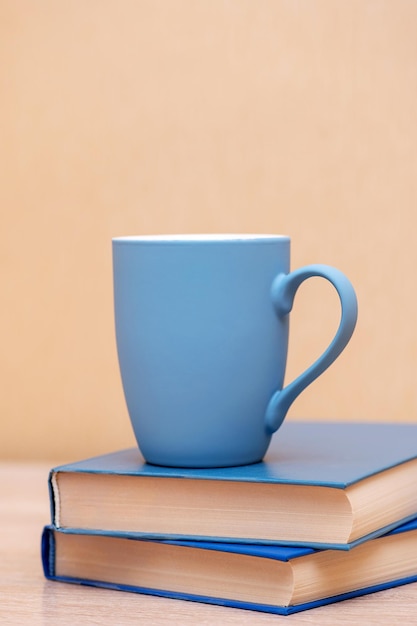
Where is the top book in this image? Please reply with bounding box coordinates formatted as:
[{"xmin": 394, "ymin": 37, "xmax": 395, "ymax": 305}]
[{"xmin": 49, "ymin": 421, "xmax": 417, "ymax": 549}]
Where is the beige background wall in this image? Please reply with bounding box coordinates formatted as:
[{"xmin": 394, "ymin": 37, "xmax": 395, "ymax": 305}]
[{"xmin": 1, "ymin": 1, "xmax": 417, "ymax": 461}]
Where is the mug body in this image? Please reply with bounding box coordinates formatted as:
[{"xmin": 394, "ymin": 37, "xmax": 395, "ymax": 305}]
[{"xmin": 112, "ymin": 234, "xmax": 290, "ymax": 467}]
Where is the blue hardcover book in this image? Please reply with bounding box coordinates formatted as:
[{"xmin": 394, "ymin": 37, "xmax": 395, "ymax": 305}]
[
  {"xmin": 49, "ymin": 421, "xmax": 417, "ymax": 549},
  {"xmin": 42, "ymin": 518, "xmax": 417, "ymax": 616}
]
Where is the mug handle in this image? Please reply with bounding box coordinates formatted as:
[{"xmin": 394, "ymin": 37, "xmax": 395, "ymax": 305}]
[{"xmin": 265, "ymin": 264, "xmax": 358, "ymax": 434}]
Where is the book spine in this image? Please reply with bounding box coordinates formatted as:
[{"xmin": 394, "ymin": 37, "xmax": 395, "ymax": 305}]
[
  {"xmin": 47, "ymin": 470, "xmax": 60, "ymax": 527},
  {"xmin": 41, "ymin": 526, "xmax": 56, "ymax": 578}
]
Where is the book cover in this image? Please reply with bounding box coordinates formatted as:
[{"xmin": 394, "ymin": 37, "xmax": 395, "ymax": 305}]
[
  {"xmin": 49, "ymin": 421, "xmax": 417, "ymax": 549},
  {"xmin": 42, "ymin": 518, "xmax": 417, "ymax": 616}
]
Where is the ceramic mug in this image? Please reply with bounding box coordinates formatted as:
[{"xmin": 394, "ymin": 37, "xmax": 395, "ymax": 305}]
[{"xmin": 112, "ymin": 234, "xmax": 357, "ymax": 468}]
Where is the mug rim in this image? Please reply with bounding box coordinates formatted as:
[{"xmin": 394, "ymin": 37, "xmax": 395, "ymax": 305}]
[{"xmin": 112, "ymin": 234, "xmax": 290, "ymax": 243}]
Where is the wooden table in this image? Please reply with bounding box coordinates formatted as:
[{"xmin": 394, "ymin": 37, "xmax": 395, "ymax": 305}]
[{"xmin": 1, "ymin": 461, "xmax": 417, "ymax": 625}]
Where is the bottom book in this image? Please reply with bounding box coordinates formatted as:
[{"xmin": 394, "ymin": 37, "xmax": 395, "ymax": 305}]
[{"xmin": 42, "ymin": 519, "xmax": 417, "ymax": 616}]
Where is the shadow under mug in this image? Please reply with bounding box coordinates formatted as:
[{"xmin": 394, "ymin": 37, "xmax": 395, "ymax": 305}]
[{"xmin": 112, "ymin": 234, "xmax": 358, "ymax": 468}]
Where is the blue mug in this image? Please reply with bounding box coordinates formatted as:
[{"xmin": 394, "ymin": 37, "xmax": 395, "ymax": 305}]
[{"xmin": 112, "ymin": 235, "xmax": 357, "ymax": 468}]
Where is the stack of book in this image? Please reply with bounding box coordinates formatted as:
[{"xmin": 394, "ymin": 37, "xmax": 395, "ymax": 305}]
[{"xmin": 42, "ymin": 420, "xmax": 417, "ymax": 615}]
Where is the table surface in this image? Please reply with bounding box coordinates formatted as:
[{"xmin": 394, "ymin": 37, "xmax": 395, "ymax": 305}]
[{"xmin": 1, "ymin": 461, "xmax": 417, "ymax": 625}]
